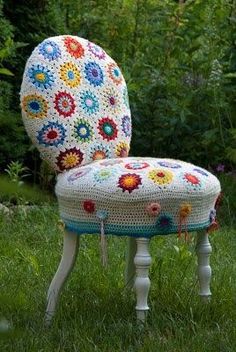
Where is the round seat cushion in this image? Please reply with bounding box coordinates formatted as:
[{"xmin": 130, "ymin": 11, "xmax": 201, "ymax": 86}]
[{"xmin": 56, "ymin": 157, "xmax": 221, "ymax": 237}]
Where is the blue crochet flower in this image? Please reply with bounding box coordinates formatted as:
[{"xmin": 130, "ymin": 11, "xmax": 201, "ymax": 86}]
[
  {"xmin": 156, "ymin": 213, "xmax": 173, "ymax": 234},
  {"xmin": 193, "ymin": 168, "xmax": 209, "ymax": 177},
  {"xmin": 28, "ymin": 64, "xmax": 55, "ymax": 90},
  {"xmin": 157, "ymin": 161, "xmax": 182, "ymax": 169},
  {"xmin": 84, "ymin": 61, "xmax": 104, "ymax": 87},
  {"xmin": 121, "ymin": 115, "xmax": 131, "ymax": 137},
  {"xmin": 79, "ymin": 90, "xmax": 99, "ymax": 115},
  {"xmin": 37, "ymin": 121, "xmax": 66, "ymax": 147},
  {"xmin": 73, "ymin": 119, "xmax": 93, "ymax": 143},
  {"xmin": 38, "ymin": 40, "xmax": 61, "ymax": 61}
]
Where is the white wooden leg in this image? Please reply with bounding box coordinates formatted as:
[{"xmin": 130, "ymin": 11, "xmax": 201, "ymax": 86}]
[
  {"xmin": 45, "ymin": 230, "xmax": 79, "ymax": 324},
  {"xmin": 196, "ymin": 230, "xmax": 212, "ymax": 301},
  {"xmin": 134, "ymin": 238, "xmax": 151, "ymax": 322},
  {"xmin": 125, "ymin": 237, "xmax": 137, "ymax": 289}
]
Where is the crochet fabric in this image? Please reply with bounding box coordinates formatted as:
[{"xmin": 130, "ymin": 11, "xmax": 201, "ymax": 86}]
[
  {"xmin": 56, "ymin": 157, "xmax": 221, "ymax": 236},
  {"xmin": 20, "ymin": 35, "xmax": 221, "ymax": 237},
  {"xmin": 20, "ymin": 35, "xmax": 131, "ymax": 172}
]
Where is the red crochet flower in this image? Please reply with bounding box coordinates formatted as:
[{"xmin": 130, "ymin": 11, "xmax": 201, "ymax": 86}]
[
  {"xmin": 56, "ymin": 147, "xmax": 83, "ymax": 171},
  {"xmin": 54, "ymin": 91, "xmax": 76, "ymax": 117},
  {"xmin": 98, "ymin": 117, "xmax": 118, "ymax": 141},
  {"xmin": 118, "ymin": 173, "xmax": 142, "ymax": 193},
  {"xmin": 64, "ymin": 37, "xmax": 84, "ymax": 59},
  {"xmin": 83, "ymin": 200, "xmax": 95, "ymax": 213},
  {"xmin": 184, "ymin": 173, "xmax": 200, "ymax": 185}
]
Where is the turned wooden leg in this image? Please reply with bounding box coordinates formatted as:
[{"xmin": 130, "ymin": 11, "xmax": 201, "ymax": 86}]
[
  {"xmin": 196, "ymin": 230, "xmax": 212, "ymax": 301},
  {"xmin": 134, "ymin": 238, "xmax": 151, "ymax": 322},
  {"xmin": 125, "ymin": 237, "xmax": 137, "ymax": 289},
  {"xmin": 45, "ymin": 230, "xmax": 79, "ymax": 324}
]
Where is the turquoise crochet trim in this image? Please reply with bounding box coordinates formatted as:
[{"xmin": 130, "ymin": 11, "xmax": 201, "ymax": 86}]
[{"xmin": 62, "ymin": 218, "xmax": 211, "ymax": 238}]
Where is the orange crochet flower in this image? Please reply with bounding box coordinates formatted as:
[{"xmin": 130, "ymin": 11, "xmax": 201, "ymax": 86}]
[
  {"xmin": 118, "ymin": 173, "xmax": 142, "ymax": 193},
  {"xmin": 56, "ymin": 147, "xmax": 83, "ymax": 171},
  {"xmin": 64, "ymin": 37, "xmax": 84, "ymax": 58}
]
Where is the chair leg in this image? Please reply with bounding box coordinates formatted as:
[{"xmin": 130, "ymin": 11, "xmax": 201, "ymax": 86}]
[
  {"xmin": 196, "ymin": 230, "xmax": 212, "ymax": 301},
  {"xmin": 45, "ymin": 230, "xmax": 79, "ymax": 324},
  {"xmin": 134, "ymin": 237, "xmax": 151, "ymax": 322},
  {"xmin": 125, "ymin": 237, "xmax": 137, "ymax": 289}
]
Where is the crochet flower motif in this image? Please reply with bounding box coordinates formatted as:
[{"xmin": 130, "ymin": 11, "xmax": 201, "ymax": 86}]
[
  {"xmin": 118, "ymin": 173, "xmax": 142, "ymax": 193},
  {"xmin": 22, "ymin": 94, "xmax": 48, "ymax": 119},
  {"xmin": 87, "ymin": 42, "xmax": 106, "ymax": 59},
  {"xmin": 83, "ymin": 200, "xmax": 95, "ymax": 213},
  {"xmin": 37, "ymin": 121, "xmax": 66, "ymax": 147},
  {"xmin": 179, "ymin": 203, "xmax": 192, "ymax": 218},
  {"xmin": 79, "ymin": 90, "xmax": 99, "ymax": 115},
  {"xmin": 64, "ymin": 36, "xmax": 84, "ymax": 59},
  {"xmin": 73, "ymin": 119, "xmax": 93, "ymax": 143},
  {"xmin": 121, "ymin": 115, "xmax": 131, "ymax": 137},
  {"xmin": 54, "ymin": 91, "xmax": 76, "ymax": 117},
  {"xmin": 98, "ymin": 117, "xmax": 118, "ymax": 141},
  {"xmin": 60, "ymin": 62, "xmax": 81, "ymax": 88},
  {"xmin": 94, "ymin": 168, "xmax": 115, "ymax": 183},
  {"xmin": 156, "ymin": 214, "xmax": 173, "ymax": 233},
  {"xmin": 193, "ymin": 168, "xmax": 209, "ymax": 177},
  {"xmin": 84, "ymin": 61, "xmax": 104, "ymax": 87},
  {"xmin": 67, "ymin": 167, "xmax": 92, "ymax": 182},
  {"xmin": 123, "ymin": 86, "xmax": 129, "ymax": 108},
  {"xmin": 157, "ymin": 161, "xmax": 182, "ymax": 169},
  {"xmin": 90, "ymin": 143, "xmax": 111, "ymax": 161},
  {"xmin": 107, "ymin": 63, "xmax": 123, "ymax": 85},
  {"xmin": 103, "ymin": 87, "xmax": 121, "ymax": 114},
  {"xmin": 148, "ymin": 169, "xmax": 173, "ymax": 186},
  {"xmin": 38, "ymin": 40, "xmax": 61, "ymax": 61},
  {"xmin": 125, "ymin": 161, "xmax": 149, "ymax": 170},
  {"xmin": 146, "ymin": 203, "xmax": 161, "ymax": 217},
  {"xmin": 180, "ymin": 172, "xmax": 203, "ymax": 191},
  {"xmin": 115, "ymin": 141, "xmax": 129, "ymax": 157},
  {"xmin": 56, "ymin": 147, "xmax": 84, "ymax": 171},
  {"xmin": 28, "ymin": 64, "xmax": 54, "ymax": 90}
]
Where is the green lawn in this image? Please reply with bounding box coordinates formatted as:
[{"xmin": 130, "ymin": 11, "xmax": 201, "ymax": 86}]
[{"xmin": 0, "ymin": 204, "xmax": 236, "ymax": 352}]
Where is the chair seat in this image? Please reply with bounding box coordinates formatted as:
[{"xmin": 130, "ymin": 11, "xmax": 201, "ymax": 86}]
[{"xmin": 56, "ymin": 157, "xmax": 221, "ymax": 237}]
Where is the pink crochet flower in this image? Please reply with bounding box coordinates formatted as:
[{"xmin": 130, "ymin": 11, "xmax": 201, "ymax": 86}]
[{"xmin": 146, "ymin": 203, "xmax": 161, "ymax": 216}]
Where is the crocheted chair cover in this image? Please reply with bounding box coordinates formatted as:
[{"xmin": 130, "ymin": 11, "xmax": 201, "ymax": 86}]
[{"xmin": 20, "ymin": 35, "xmax": 221, "ymax": 237}]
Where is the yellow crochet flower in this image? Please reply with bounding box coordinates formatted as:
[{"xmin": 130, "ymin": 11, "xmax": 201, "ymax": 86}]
[
  {"xmin": 148, "ymin": 169, "xmax": 173, "ymax": 186},
  {"xmin": 115, "ymin": 141, "xmax": 129, "ymax": 157},
  {"xmin": 59, "ymin": 62, "xmax": 81, "ymax": 88},
  {"xmin": 22, "ymin": 94, "xmax": 48, "ymax": 119}
]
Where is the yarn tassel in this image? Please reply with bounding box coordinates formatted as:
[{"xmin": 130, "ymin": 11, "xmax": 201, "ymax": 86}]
[
  {"xmin": 96, "ymin": 210, "xmax": 108, "ymax": 267},
  {"xmin": 100, "ymin": 219, "xmax": 108, "ymax": 267},
  {"xmin": 178, "ymin": 203, "xmax": 192, "ymax": 241}
]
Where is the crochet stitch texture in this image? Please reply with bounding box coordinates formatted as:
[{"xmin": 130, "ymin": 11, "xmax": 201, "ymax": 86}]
[{"xmin": 20, "ymin": 35, "xmax": 221, "ymax": 237}]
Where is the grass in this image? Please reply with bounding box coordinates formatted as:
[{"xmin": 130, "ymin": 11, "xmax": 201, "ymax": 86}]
[{"xmin": 0, "ymin": 203, "xmax": 236, "ymax": 352}]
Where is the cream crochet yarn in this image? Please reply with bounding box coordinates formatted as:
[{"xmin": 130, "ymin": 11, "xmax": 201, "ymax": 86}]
[{"xmin": 20, "ymin": 35, "xmax": 221, "ymax": 237}]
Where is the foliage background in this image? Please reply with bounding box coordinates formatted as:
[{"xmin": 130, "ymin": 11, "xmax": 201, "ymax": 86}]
[{"xmin": 0, "ymin": 0, "xmax": 236, "ymax": 176}]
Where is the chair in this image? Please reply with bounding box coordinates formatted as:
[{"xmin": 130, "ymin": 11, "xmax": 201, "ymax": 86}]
[{"xmin": 20, "ymin": 35, "xmax": 221, "ymax": 323}]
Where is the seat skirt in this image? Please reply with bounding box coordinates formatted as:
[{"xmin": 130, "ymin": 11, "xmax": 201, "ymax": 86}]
[{"xmin": 56, "ymin": 157, "xmax": 221, "ymax": 237}]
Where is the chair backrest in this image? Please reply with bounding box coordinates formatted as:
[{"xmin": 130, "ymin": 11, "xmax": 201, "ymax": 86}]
[{"xmin": 20, "ymin": 35, "xmax": 132, "ymax": 172}]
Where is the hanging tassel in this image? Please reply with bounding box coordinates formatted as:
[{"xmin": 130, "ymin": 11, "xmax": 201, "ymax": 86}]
[
  {"xmin": 96, "ymin": 210, "xmax": 108, "ymax": 267},
  {"xmin": 178, "ymin": 203, "xmax": 192, "ymax": 241}
]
